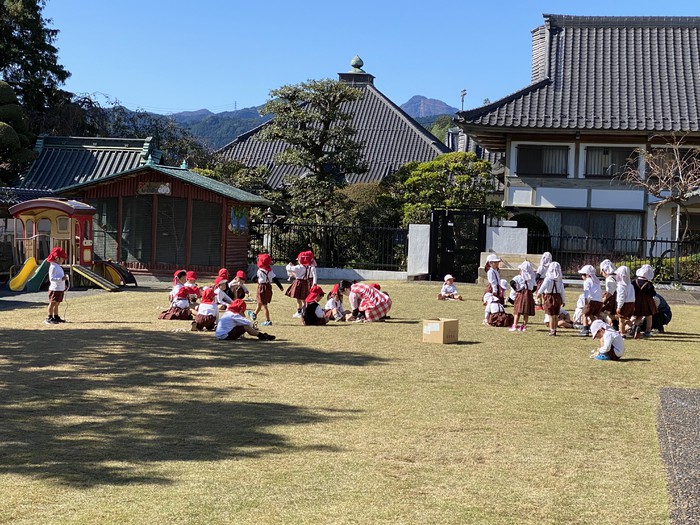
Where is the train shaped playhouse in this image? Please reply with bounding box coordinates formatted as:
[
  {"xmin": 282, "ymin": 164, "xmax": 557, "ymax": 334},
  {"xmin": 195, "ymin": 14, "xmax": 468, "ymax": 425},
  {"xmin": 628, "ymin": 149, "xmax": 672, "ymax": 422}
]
[{"xmin": 7, "ymin": 197, "xmax": 136, "ymax": 292}]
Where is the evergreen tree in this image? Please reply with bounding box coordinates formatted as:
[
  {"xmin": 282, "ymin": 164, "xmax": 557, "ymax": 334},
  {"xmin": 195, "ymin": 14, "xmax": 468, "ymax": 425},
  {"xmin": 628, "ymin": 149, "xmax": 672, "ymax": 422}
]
[
  {"xmin": 0, "ymin": 80, "xmax": 35, "ymax": 185},
  {"xmin": 258, "ymin": 79, "xmax": 367, "ymax": 222},
  {"xmin": 0, "ymin": 0, "xmax": 70, "ymax": 122}
]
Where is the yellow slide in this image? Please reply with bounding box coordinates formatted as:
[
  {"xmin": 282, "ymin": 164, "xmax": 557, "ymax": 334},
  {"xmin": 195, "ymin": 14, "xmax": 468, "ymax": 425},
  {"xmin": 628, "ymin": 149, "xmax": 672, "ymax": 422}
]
[{"xmin": 9, "ymin": 257, "xmax": 38, "ymax": 291}]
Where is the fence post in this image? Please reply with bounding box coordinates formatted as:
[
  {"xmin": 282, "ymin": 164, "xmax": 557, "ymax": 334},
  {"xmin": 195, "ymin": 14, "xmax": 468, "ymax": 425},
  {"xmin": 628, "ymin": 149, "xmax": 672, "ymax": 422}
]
[{"xmin": 674, "ymin": 242, "xmax": 680, "ymax": 282}]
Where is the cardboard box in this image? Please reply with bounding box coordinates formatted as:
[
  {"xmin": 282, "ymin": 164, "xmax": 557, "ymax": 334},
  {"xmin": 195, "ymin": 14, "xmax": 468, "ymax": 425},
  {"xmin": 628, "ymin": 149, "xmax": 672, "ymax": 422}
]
[{"xmin": 422, "ymin": 318, "xmax": 459, "ymax": 344}]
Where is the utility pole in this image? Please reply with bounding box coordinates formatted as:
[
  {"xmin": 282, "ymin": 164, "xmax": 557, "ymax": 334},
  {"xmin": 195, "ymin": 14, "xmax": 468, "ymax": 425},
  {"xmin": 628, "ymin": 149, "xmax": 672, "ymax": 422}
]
[{"xmin": 460, "ymin": 89, "xmax": 467, "ymax": 111}]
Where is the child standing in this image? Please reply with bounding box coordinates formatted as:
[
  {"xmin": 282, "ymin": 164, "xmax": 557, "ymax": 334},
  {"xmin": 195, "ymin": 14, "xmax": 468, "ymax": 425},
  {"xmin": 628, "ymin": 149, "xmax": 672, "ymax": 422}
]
[
  {"xmin": 46, "ymin": 246, "xmax": 69, "ymax": 324},
  {"xmin": 535, "ymin": 261, "xmax": 565, "ymax": 336},
  {"xmin": 510, "ymin": 261, "xmax": 536, "ymax": 332},
  {"xmin": 577, "ymin": 264, "xmax": 603, "ymax": 337},
  {"xmin": 216, "ymin": 299, "xmax": 275, "ymax": 341},
  {"xmin": 590, "ymin": 319, "xmax": 625, "ymax": 360},
  {"xmin": 192, "ymin": 287, "xmax": 218, "ymax": 331},
  {"xmin": 228, "ymin": 270, "xmax": 251, "ymax": 300},
  {"xmin": 614, "ymin": 265, "xmax": 636, "ymax": 336},
  {"xmin": 253, "ymin": 253, "xmax": 284, "ymax": 326},
  {"xmin": 484, "ymin": 254, "xmax": 504, "ymax": 304},
  {"xmin": 632, "ymin": 264, "xmax": 657, "ymax": 339},
  {"xmin": 285, "ymin": 250, "xmax": 317, "ymax": 318},
  {"xmin": 438, "ymin": 274, "xmax": 463, "ymax": 301},
  {"xmin": 599, "ymin": 259, "xmax": 618, "ymax": 324}
]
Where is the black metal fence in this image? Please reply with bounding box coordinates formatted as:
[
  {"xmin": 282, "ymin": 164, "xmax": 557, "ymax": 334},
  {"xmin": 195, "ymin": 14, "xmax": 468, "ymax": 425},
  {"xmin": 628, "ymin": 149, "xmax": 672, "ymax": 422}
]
[
  {"xmin": 249, "ymin": 221, "xmax": 409, "ymax": 271},
  {"xmin": 527, "ymin": 232, "xmax": 700, "ymax": 283}
]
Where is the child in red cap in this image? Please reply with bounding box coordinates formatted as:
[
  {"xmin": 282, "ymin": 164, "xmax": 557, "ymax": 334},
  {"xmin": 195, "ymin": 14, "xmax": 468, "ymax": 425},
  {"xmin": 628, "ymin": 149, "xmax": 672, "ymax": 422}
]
[
  {"xmin": 285, "ymin": 250, "xmax": 317, "ymax": 318},
  {"xmin": 158, "ymin": 285, "xmax": 195, "ymax": 320},
  {"xmin": 191, "ymin": 287, "xmax": 218, "ymax": 331},
  {"xmin": 252, "ymin": 253, "xmax": 283, "ymax": 326},
  {"xmin": 228, "ymin": 270, "xmax": 250, "ymax": 300},
  {"xmin": 301, "ymin": 285, "xmax": 331, "ymax": 325},
  {"xmin": 46, "ymin": 246, "xmax": 69, "ymax": 324},
  {"xmin": 216, "ymin": 299, "xmax": 275, "ymax": 341},
  {"xmin": 169, "ymin": 269, "xmax": 187, "ymax": 302},
  {"xmin": 185, "ymin": 270, "xmax": 202, "ymax": 305}
]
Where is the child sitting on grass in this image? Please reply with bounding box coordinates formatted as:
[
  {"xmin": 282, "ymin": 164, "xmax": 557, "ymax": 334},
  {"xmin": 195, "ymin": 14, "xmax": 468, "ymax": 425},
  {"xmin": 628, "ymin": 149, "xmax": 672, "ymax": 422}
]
[
  {"xmin": 215, "ymin": 299, "xmax": 275, "ymax": 341},
  {"xmin": 438, "ymin": 274, "xmax": 463, "ymax": 301},
  {"xmin": 483, "ymin": 292, "xmax": 514, "ymax": 327},
  {"xmin": 590, "ymin": 319, "xmax": 625, "ymax": 361},
  {"xmin": 191, "ymin": 287, "xmax": 218, "ymax": 331}
]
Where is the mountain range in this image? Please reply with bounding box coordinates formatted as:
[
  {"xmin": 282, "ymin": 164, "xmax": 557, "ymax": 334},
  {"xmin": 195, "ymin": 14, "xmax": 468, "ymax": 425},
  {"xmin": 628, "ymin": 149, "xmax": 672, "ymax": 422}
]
[{"xmin": 170, "ymin": 95, "xmax": 458, "ymax": 150}]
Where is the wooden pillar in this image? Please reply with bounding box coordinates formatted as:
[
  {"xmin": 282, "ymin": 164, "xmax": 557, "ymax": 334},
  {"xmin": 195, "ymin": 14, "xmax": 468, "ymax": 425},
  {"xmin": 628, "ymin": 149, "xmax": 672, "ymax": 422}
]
[
  {"xmin": 151, "ymin": 194, "xmax": 158, "ymax": 266},
  {"xmin": 185, "ymin": 195, "xmax": 192, "ymax": 267},
  {"xmin": 116, "ymin": 194, "xmax": 123, "ymax": 262}
]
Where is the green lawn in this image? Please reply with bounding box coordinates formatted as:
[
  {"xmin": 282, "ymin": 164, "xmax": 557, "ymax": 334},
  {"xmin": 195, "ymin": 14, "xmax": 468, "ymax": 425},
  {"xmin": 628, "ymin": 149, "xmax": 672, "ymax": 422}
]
[{"xmin": 1, "ymin": 281, "xmax": 698, "ymax": 524}]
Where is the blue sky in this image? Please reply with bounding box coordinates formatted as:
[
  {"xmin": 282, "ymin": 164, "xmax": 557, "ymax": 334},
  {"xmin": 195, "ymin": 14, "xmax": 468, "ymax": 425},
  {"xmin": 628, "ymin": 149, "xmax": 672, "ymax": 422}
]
[{"xmin": 43, "ymin": 1, "xmax": 699, "ymax": 115}]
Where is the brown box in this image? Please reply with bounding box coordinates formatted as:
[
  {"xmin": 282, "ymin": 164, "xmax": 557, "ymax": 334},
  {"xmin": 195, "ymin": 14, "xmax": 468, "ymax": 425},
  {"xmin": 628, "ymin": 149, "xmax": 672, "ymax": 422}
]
[{"xmin": 422, "ymin": 318, "xmax": 459, "ymax": 344}]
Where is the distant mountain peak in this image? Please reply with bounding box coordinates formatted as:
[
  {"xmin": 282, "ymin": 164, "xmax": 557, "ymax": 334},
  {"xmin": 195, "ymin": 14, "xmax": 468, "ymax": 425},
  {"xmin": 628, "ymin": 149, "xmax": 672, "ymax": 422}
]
[{"xmin": 401, "ymin": 96, "xmax": 459, "ymax": 118}]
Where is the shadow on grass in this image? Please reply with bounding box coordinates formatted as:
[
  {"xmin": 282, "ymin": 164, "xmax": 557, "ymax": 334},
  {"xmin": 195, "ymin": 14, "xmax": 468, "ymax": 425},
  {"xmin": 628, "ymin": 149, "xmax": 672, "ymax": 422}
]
[{"xmin": 0, "ymin": 327, "xmax": 386, "ymax": 487}]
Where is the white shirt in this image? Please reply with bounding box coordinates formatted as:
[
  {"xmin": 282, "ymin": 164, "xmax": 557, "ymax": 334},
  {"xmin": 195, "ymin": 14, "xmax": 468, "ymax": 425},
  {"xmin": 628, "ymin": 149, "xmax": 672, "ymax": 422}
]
[
  {"xmin": 228, "ymin": 278, "xmax": 250, "ymax": 295},
  {"xmin": 484, "ymin": 301, "xmax": 504, "ymax": 318},
  {"xmin": 538, "ymin": 276, "xmax": 566, "ymax": 305},
  {"xmin": 214, "ymin": 287, "xmax": 232, "ymax": 306},
  {"xmin": 616, "ymin": 282, "xmax": 635, "ymax": 309},
  {"xmin": 599, "ymin": 328, "xmax": 625, "ymax": 358},
  {"xmin": 169, "ymin": 283, "xmax": 183, "ymax": 300},
  {"xmin": 48, "ymin": 261, "xmax": 66, "ymax": 291},
  {"xmin": 441, "ymin": 283, "xmax": 458, "ymax": 295},
  {"xmin": 583, "ymin": 276, "xmax": 602, "ymax": 302},
  {"xmin": 172, "ymin": 297, "xmax": 189, "ymax": 309},
  {"xmin": 196, "ymin": 302, "xmax": 218, "ymax": 317},
  {"xmin": 486, "ymin": 267, "xmax": 500, "ymax": 295},
  {"xmin": 604, "ymin": 275, "xmax": 617, "ymax": 295},
  {"xmin": 324, "ymin": 296, "xmax": 345, "ymax": 316},
  {"xmin": 256, "ymin": 268, "xmax": 277, "ymax": 284},
  {"xmin": 215, "ymin": 311, "xmax": 253, "ymax": 340}
]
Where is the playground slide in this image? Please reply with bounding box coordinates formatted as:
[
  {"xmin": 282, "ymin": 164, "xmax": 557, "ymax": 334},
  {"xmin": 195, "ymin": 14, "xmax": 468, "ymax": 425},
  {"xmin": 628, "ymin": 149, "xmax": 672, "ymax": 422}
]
[
  {"xmin": 25, "ymin": 259, "xmax": 49, "ymax": 292},
  {"xmin": 94, "ymin": 260, "xmax": 138, "ymax": 287},
  {"xmin": 8, "ymin": 257, "xmax": 37, "ymax": 291},
  {"xmin": 93, "ymin": 261, "xmax": 123, "ymax": 286},
  {"xmin": 72, "ymin": 265, "xmax": 121, "ymax": 292}
]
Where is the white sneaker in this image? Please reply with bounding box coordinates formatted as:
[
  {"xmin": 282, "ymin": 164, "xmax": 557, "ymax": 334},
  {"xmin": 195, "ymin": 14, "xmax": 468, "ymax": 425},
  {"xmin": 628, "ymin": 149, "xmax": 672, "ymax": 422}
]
[{"xmin": 292, "ymin": 312, "xmax": 302, "ymax": 318}]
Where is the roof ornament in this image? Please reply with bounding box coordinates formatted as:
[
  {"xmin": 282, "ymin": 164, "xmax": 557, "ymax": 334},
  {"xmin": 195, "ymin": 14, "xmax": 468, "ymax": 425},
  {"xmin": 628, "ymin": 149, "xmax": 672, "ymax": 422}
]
[
  {"xmin": 180, "ymin": 160, "xmax": 188, "ymax": 169},
  {"xmin": 348, "ymin": 55, "xmax": 365, "ymax": 74},
  {"xmin": 145, "ymin": 154, "xmax": 155, "ymax": 166}
]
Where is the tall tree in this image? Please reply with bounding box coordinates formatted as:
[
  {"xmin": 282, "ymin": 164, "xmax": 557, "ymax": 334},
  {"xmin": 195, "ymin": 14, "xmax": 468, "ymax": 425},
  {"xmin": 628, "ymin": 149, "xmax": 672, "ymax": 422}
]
[
  {"xmin": 0, "ymin": 80, "xmax": 35, "ymax": 185},
  {"xmin": 0, "ymin": 0, "xmax": 70, "ymax": 123},
  {"xmin": 258, "ymin": 79, "xmax": 367, "ymax": 222},
  {"xmin": 381, "ymin": 151, "xmax": 505, "ymax": 226}
]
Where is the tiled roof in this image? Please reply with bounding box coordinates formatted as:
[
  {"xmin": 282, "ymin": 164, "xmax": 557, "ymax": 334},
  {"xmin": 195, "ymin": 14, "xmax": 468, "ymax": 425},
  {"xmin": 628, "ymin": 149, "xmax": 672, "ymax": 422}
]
[
  {"xmin": 20, "ymin": 136, "xmax": 161, "ymax": 190},
  {"xmin": 0, "ymin": 187, "xmax": 53, "ymax": 208},
  {"xmin": 457, "ymin": 15, "xmax": 700, "ymax": 150},
  {"xmin": 56, "ymin": 164, "xmax": 271, "ymax": 206},
  {"xmin": 217, "ymin": 80, "xmax": 450, "ymax": 188}
]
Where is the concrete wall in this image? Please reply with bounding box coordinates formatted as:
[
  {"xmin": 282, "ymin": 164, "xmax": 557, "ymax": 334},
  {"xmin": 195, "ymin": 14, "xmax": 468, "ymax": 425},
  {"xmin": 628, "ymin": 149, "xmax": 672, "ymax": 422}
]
[
  {"xmin": 247, "ymin": 265, "xmax": 407, "ymax": 283},
  {"xmin": 407, "ymin": 224, "xmax": 430, "ymax": 276},
  {"xmin": 486, "ymin": 225, "xmax": 528, "ymax": 254}
]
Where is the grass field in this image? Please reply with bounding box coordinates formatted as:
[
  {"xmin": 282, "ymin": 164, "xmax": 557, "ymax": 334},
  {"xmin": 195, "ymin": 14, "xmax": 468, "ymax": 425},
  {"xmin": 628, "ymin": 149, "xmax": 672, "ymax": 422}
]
[{"xmin": 1, "ymin": 281, "xmax": 699, "ymax": 524}]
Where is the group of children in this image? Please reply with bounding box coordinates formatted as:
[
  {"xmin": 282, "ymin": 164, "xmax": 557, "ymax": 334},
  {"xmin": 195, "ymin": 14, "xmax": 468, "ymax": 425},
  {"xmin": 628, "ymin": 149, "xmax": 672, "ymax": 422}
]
[
  {"xmin": 464, "ymin": 251, "xmax": 672, "ymax": 360},
  {"xmin": 155, "ymin": 249, "xmax": 394, "ymax": 341}
]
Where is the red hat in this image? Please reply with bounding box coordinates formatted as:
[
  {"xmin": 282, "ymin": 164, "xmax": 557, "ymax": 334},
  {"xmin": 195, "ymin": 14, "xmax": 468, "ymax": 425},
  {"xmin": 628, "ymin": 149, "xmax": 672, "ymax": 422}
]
[
  {"xmin": 257, "ymin": 253, "xmax": 272, "ymax": 271},
  {"xmin": 176, "ymin": 286, "xmax": 190, "ymax": 299},
  {"xmin": 305, "ymin": 285, "xmax": 325, "ymax": 303},
  {"xmin": 46, "ymin": 246, "xmax": 67, "ymax": 262},
  {"xmin": 235, "ymin": 270, "xmax": 246, "ymax": 279},
  {"xmin": 174, "ymin": 269, "xmax": 186, "ymax": 278},
  {"xmin": 298, "ymin": 250, "xmax": 314, "ymax": 266},
  {"xmin": 217, "ymin": 268, "xmax": 229, "ymax": 280},
  {"xmin": 329, "ymin": 283, "xmax": 340, "ymax": 297},
  {"xmin": 186, "ymin": 271, "xmax": 197, "ymax": 281},
  {"xmin": 227, "ymin": 298, "xmax": 246, "ymax": 314},
  {"xmin": 214, "ymin": 277, "xmax": 227, "ymax": 287},
  {"xmin": 369, "ymin": 283, "xmax": 381, "ymax": 291},
  {"xmin": 201, "ymin": 287, "xmax": 215, "ymax": 304}
]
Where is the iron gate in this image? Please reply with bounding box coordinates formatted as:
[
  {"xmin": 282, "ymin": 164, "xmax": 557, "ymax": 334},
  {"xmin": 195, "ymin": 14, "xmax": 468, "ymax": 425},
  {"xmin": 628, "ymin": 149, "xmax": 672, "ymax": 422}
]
[{"xmin": 430, "ymin": 209, "xmax": 487, "ymax": 283}]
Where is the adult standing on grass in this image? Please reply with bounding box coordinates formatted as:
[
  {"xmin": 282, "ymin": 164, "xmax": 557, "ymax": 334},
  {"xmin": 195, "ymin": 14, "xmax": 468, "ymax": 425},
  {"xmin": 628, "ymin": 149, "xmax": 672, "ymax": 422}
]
[
  {"xmin": 46, "ymin": 246, "xmax": 69, "ymax": 324},
  {"xmin": 535, "ymin": 261, "xmax": 565, "ymax": 336},
  {"xmin": 339, "ymin": 280, "xmax": 391, "ymax": 322}
]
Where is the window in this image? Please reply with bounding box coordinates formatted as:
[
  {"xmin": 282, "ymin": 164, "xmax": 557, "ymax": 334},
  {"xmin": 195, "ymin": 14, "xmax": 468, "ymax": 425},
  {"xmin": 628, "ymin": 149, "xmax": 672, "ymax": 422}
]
[
  {"xmin": 516, "ymin": 145, "xmax": 569, "ymax": 176},
  {"xmin": 90, "ymin": 198, "xmax": 118, "ymax": 261},
  {"xmin": 585, "ymin": 147, "xmax": 637, "ymax": 177}
]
